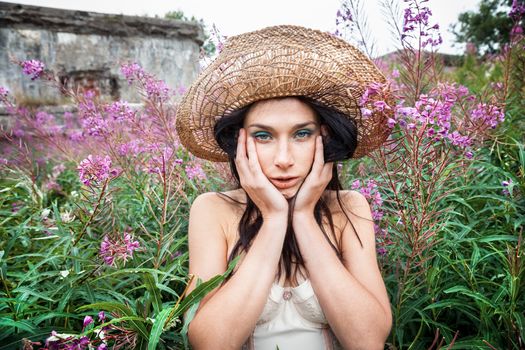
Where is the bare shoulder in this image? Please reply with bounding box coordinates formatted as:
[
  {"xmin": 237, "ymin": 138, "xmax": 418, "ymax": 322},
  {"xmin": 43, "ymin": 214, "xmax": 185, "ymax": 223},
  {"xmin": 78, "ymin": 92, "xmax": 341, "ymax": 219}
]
[
  {"xmin": 324, "ymin": 189, "xmax": 372, "ymax": 218},
  {"xmin": 323, "ymin": 189, "xmax": 375, "ymax": 243},
  {"xmin": 190, "ymin": 189, "xmax": 246, "ymax": 245},
  {"xmin": 191, "ymin": 189, "xmax": 246, "ymax": 215}
]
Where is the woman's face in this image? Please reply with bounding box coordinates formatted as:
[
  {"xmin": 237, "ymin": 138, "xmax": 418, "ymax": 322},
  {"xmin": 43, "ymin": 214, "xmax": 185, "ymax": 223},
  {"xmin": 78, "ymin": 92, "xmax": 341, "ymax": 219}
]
[{"xmin": 242, "ymin": 97, "xmax": 323, "ymax": 199}]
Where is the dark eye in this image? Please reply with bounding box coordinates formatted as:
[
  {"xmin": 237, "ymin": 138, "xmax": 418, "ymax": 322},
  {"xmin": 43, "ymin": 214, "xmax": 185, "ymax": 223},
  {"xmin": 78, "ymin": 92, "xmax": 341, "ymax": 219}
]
[
  {"xmin": 295, "ymin": 129, "xmax": 312, "ymax": 139},
  {"xmin": 253, "ymin": 131, "xmax": 272, "ymax": 141}
]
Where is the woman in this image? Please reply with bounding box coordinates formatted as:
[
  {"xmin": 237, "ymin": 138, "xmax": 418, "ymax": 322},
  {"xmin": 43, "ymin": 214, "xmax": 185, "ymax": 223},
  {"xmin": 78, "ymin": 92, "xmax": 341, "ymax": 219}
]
[{"xmin": 176, "ymin": 25, "xmax": 392, "ymax": 350}]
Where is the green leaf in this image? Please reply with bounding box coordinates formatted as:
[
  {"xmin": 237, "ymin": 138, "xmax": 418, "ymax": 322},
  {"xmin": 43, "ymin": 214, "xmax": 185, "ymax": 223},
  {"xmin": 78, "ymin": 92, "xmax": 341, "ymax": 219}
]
[
  {"xmin": 144, "ymin": 272, "xmax": 163, "ymax": 314},
  {"xmin": 77, "ymin": 302, "xmax": 149, "ymax": 340},
  {"xmin": 176, "ymin": 256, "xmax": 239, "ymax": 316},
  {"xmin": 147, "ymin": 307, "xmax": 172, "ymax": 350},
  {"xmin": 14, "ymin": 286, "xmax": 55, "ymax": 302},
  {"xmin": 0, "ymin": 317, "xmax": 35, "ymax": 332}
]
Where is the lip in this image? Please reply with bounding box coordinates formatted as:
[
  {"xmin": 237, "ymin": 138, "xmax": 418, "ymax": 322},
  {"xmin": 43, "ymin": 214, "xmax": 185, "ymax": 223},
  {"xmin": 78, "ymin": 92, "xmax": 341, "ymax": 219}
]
[{"xmin": 270, "ymin": 177, "xmax": 300, "ymax": 189}]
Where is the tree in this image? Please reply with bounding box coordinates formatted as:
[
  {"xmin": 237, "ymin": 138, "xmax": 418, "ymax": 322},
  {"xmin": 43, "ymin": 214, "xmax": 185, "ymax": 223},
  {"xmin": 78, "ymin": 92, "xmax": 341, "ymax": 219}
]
[
  {"xmin": 164, "ymin": 10, "xmax": 217, "ymax": 57},
  {"xmin": 453, "ymin": 0, "xmax": 523, "ymax": 55}
]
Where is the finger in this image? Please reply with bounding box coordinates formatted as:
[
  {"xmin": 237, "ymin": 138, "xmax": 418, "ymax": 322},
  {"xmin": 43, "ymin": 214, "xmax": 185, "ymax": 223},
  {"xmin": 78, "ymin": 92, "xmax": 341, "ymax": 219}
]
[
  {"xmin": 322, "ymin": 161, "xmax": 334, "ymax": 180},
  {"xmin": 246, "ymin": 135, "xmax": 264, "ymax": 174},
  {"xmin": 311, "ymin": 135, "xmax": 325, "ymax": 172},
  {"xmin": 236, "ymin": 128, "xmax": 247, "ymax": 161},
  {"xmin": 235, "ymin": 128, "xmax": 250, "ymax": 177}
]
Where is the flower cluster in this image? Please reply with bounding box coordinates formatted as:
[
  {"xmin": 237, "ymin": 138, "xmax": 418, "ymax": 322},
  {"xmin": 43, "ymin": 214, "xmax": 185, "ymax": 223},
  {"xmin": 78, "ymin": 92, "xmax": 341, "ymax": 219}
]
[
  {"xmin": 44, "ymin": 163, "xmax": 66, "ymax": 192},
  {"xmin": 99, "ymin": 232, "xmax": 140, "ymax": 266},
  {"xmin": 0, "ymin": 86, "xmax": 8, "ymax": 98},
  {"xmin": 185, "ymin": 163, "xmax": 207, "ymax": 181},
  {"xmin": 374, "ymin": 83, "xmax": 505, "ymax": 158},
  {"xmin": 144, "ymin": 146, "xmax": 183, "ymax": 175},
  {"xmin": 359, "ymin": 82, "xmax": 392, "ymax": 119},
  {"xmin": 120, "ymin": 62, "xmax": 172, "ymax": 102},
  {"xmin": 351, "ymin": 179, "xmax": 392, "ymax": 255},
  {"xmin": 502, "ymin": 179, "xmax": 513, "ymax": 196},
  {"xmin": 77, "ymin": 91, "xmax": 109, "ymax": 137},
  {"xmin": 401, "ymin": 0, "xmax": 442, "ymax": 48},
  {"xmin": 470, "ymin": 103, "xmax": 505, "ymax": 129},
  {"xmin": 21, "ymin": 59, "xmax": 45, "ymax": 80},
  {"xmin": 77, "ymin": 155, "xmax": 118, "ymax": 186},
  {"xmin": 120, "ymin": 62, "xmax": 145, "ymax": 84},
  {"xmin": 333, "ymin": 5, "xmax": 354, "ymax": 38},
  {"xmin": 117, "ymin": 139, "xmax": 144, "ymax": 157},
  {"xmin": 104, "ymin": 100, "xmax": 135, "ymax": 122},
  {"xmin": 43, "ymin": 312, "xmax": 108, "ymax": 350},
  {"xmin": 509, "ymin": 0, "xmax": 525, "ymax": 21}
]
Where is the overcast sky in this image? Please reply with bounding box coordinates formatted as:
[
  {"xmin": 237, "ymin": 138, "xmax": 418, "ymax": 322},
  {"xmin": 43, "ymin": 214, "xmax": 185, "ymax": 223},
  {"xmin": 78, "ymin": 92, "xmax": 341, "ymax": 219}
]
[{"xmin": 4, "ymin": 0, "xmax": 480, "ymax": 56}]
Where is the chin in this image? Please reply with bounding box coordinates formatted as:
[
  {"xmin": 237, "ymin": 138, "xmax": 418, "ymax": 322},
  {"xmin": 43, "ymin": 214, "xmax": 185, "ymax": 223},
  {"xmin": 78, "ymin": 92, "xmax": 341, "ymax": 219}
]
[{"xmin": 281, "ymin": 188, "xmax": 298, "ymax": 199}]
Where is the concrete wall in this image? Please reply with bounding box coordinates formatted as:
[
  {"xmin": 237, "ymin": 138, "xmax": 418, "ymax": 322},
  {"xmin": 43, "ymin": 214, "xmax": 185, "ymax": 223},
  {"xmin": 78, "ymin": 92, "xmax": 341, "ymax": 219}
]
[{"xmin": 0, "ymin": 2, "xmax": 204, "ymax": 104}]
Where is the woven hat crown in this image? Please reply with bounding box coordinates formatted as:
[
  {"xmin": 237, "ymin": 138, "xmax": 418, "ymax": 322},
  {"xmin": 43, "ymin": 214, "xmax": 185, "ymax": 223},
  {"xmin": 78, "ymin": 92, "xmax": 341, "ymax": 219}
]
[{"xmin": 176, "ymin": 25, "xmax": 392, "ymax": 162}]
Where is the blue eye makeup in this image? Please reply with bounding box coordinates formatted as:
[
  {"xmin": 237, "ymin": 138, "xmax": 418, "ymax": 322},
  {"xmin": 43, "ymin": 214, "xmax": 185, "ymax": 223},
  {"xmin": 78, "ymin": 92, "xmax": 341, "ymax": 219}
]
[
  {"xmin": 250, "ymin": 128, "xmax": 314, "ymax": 141},
  {"xmin": 252, "ymin": 131, "xmax": 272, "ymax": 140},
  {"xmin": 295, "ymin": 129, "xmax": 312, "ymax": 139}
]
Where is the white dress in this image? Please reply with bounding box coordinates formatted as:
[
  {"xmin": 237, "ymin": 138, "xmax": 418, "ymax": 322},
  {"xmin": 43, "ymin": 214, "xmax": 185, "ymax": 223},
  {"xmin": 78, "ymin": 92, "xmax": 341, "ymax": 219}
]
[{"xmin": 243, "ymin": 279, "xmax": 342, "ymax": 350}]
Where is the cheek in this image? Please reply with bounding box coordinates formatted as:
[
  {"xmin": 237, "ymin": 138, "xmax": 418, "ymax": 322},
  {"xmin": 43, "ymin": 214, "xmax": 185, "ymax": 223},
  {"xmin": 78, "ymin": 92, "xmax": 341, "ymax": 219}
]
[{"xmin": 297, "ymin": 141, "xmax": 316, "ymax": 165}]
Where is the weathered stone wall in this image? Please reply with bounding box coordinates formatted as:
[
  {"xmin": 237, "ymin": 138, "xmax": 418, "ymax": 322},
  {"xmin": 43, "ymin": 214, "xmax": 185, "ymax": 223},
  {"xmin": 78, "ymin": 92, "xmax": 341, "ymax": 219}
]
[{"xmin": 0, "ymin": 2, "xmax": 204, "ymax": 104}]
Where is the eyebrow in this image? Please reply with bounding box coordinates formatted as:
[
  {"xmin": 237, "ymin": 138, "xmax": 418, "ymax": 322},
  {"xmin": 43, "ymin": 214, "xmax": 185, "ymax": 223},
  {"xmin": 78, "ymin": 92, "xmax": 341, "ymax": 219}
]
[{"xmin": 247, "ymin": 122, "xmax": 318, "ymax": 131}]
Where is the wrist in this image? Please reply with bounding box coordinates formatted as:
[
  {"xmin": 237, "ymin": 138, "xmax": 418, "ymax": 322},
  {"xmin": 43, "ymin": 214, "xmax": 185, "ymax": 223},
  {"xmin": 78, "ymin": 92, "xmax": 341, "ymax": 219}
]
[
  {"xmin": 292, "ymin": 211, "xmax": 316, "ymax": 227},
  {"xmin": 262, "ymin": 213, "xmax": 289, "ymax": 225}
]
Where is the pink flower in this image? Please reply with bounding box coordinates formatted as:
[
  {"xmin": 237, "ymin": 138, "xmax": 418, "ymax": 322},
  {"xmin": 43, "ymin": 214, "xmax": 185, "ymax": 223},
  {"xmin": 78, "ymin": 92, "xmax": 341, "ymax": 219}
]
[
  {"xmin": 144, "ymin": 78, "xmax": 171, "ymax": 102},
  {"xmin": 82, "ymin": 316, "xmax": 93, "ymax": 329},
  {"xmin": 470, "ymin": 103, "xmax": 505, "ymax": 129},
  {"xmin": 391, "ymin": 69, "xmax": 400, "ymax": 78},
  {"xmin": 98, "ymin": 311, "xmax": 106, "ymax": 322},
  {"xmin": 77, "ymin": 155, "xmax": 117, "ymax": 186},
  {"xmin": 100, "ymin": 232, "xmax": 140, "ymax": 266},
  {"xmin": 0, "ymin": 86, "xmax": 8, "ymax": 98},
  {"xmin": 502, "ymin": 179, "xmax": 513, "ymax": 196},
  {"xmin": 510, "ymin": 0, "xmax": 525, "ymax": 20},
  {"xmin": 144, "ymin": 146, "xmax": 182, "ymax": 174},
  {"xmin": 69, "ymin": 130, "xmax": 84, "ymax": 142},
  {"xmin": 387, "ymin": 118, "xmax": 396, "ymax": 128},
  {"xmin": 120, "ymin": 62, "xmax": 172, "ymax": 101},
  {"xmin": 118, "ymin": 140, "xmax": 143, "ymax": 157},
  {"xmin": 185, "ymin": 164, "xmax": 206, "ymax": 180},
  {"xmin": 360, "ymin": 108, "xmax": 372, "ymax": 118},
  {"xmin": 176, "ymin": 85, "xmax": 188, "ymax": 95},
  {"xmin": 120, "ymin": 62, "xmax": 145, "ymax": 84},
  {"xmin": 373, "ymin": 100, "xmax": 391, "ymax": 112},
  {"xmin": 104, "ymin": 101, "xmax": 135, "ymax": 122},
  {"xmin": 81, "ymin": 116, "xmax": 109, "ymax": 137},
  {"xmin": 21, "ymin": 59, "xmax": 45, "ymax": 80}
]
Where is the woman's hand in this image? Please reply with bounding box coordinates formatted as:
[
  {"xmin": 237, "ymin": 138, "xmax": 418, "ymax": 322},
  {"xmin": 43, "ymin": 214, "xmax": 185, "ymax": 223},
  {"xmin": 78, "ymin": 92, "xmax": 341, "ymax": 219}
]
[
  {"xmin": 292, "ymin": 135, "xmax": 333, "ymax": 217},
  {"xmin": 235, "ymin": 128, "xmax": 289, "ymax": 219}
]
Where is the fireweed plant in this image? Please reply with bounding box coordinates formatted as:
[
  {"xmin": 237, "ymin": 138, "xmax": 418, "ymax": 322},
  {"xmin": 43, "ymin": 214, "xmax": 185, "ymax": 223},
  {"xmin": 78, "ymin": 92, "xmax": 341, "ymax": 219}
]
[
  {"xmin": 0, "ymin": 0, "xmax": 524, "ymax": 348},
  {"xmin": 336, "ymin": 0, "xmax": 524, "ymax": 348},
  {"xmin": 0, "ymin": 60, "xmax": 234, "ymax": 349}
]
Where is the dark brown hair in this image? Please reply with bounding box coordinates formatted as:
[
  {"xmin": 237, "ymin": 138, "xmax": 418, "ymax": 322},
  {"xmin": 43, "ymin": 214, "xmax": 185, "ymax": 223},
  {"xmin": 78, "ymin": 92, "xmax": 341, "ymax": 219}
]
[{"xmin": 214, "ymin": 96, "xmax": 361, "ymax": 283}]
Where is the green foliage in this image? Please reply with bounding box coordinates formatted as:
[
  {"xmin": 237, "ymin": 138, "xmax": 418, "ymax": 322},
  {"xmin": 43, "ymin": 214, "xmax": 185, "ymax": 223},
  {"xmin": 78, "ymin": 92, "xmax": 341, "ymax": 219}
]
[
  {"xmin": 164, "ymin": 10, "xmax": 217, "ymax": 57},
  {"xmin": 453, "ymin": 0, "xmax": 518, "ymax": 55},
  {"xmin": 0, "ymin": 158, "xmax": 227, "ymax": 348}
]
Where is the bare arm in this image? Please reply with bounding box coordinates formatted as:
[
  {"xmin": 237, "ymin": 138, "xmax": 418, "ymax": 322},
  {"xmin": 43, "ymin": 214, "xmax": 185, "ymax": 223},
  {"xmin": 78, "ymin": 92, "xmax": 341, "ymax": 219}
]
[
  {"xmin": 186, "ymin": 192, "xmax": 288, "ymax": 350},
  {"xmin": 293, "ymin": 190, "xmax": 392, "ymax": 349}
]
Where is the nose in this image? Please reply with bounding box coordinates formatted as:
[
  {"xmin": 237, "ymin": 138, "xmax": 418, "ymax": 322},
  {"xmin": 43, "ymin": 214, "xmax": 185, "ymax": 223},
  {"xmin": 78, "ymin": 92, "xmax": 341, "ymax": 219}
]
[{"xmin": 274, "ymin": 140, "xmax": 294, "ymax": 168}]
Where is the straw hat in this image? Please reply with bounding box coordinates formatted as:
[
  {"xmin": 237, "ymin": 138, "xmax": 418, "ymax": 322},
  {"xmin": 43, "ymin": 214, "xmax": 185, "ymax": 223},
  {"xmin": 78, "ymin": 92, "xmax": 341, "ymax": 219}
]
[{"xmin": 176, "ymin": 25, "xmax": 392, "ymax": 162}]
